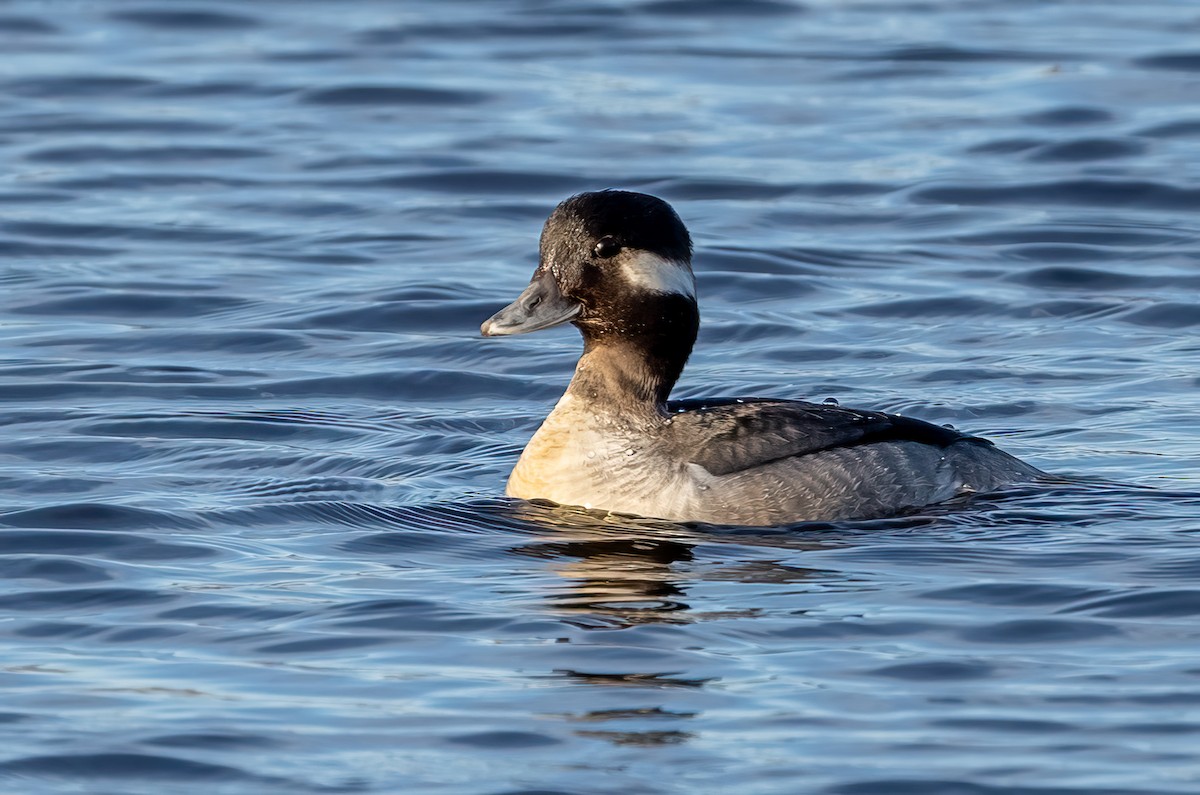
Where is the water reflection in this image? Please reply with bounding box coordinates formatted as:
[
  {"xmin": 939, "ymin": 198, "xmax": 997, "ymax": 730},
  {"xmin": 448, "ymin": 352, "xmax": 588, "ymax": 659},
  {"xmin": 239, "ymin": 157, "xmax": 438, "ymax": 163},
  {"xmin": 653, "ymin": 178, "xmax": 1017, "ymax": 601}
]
[
  {"xmin": 506, "ymin": 501, "xmax": 853, "ymax": 628},
  {"xmin": 573, "ymin": 728, "xmax": 693, "ymax": 747},
  {"xmin": 544, "ymin": 671, "xmax": 709, "ymax": 748},
  {"xmin": 503, "ymin": 503, "xmax": 876, "ymax": 751},
  {"xmin": 549, "ymin": 670, "xmax": 713, "ymax": 690},
  {"xmin": 516, "ymin": 535, "xmax": 695, "ymax": 625}
]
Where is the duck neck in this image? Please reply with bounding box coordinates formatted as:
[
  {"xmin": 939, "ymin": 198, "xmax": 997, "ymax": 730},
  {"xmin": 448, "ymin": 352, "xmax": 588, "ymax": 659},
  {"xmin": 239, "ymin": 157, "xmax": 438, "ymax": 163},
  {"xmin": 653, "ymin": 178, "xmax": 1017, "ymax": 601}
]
[{"xmin": 565, "ymin": 294, "xmax": 698, "ymax": 415}]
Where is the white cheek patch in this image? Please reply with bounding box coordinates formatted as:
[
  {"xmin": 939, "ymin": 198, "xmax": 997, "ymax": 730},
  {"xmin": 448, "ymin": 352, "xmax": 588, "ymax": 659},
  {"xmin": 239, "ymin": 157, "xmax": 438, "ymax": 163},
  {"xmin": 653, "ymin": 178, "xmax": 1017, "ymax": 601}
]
[{"xmin": 620, "ymin": 251, "xmax": 696, "ymax": 298}]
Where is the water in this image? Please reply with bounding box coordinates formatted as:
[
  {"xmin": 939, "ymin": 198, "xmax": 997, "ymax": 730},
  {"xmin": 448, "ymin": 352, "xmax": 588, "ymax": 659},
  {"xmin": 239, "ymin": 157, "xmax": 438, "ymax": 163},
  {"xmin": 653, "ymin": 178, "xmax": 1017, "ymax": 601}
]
[{"xmin": 1, "ymin": 1, "xmax": 1199, "ymax": 793}]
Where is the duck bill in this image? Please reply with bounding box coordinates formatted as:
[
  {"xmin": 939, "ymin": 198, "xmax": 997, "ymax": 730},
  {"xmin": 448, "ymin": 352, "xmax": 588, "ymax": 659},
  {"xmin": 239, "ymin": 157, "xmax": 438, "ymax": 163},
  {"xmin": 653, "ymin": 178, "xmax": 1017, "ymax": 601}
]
[{"xmin": 480, "ymin": 271, "xmax": 581, "ymax": 336}]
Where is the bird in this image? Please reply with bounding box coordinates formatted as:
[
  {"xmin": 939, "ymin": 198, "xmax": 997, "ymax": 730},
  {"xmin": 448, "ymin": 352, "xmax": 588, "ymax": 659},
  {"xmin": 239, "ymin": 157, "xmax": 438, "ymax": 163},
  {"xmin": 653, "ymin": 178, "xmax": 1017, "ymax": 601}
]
[{"xmin": 480, "ymin": 190, "xmax": 1041, "ymax": 526}]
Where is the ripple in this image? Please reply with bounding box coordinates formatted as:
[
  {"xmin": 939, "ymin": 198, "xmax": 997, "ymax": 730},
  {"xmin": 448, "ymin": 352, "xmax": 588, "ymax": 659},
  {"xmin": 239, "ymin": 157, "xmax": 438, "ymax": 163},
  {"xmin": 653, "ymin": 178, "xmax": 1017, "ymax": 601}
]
[
  {"xmin": 80, "ymin": 414, "xmax": 363, "ymax": 443},
  {"xmin": 1005, "ymin": 245, "xmax": 1128, "ymax": 263},
  {"xmin": 0, "ymin": 190, "xmax": 71, "ymax": 204},
  {"xmin": 931, "ymin": 717, "xmax": 1074, "ymax": 733},
  {"xmin": 0, "ymin": 586, "xmax": 176, "ymax": 611},
  {"xmin": 1025, "ymin": 137, "xmax": 1145, "ymax": 162},
  {"xmin": 0, "ymin": 240, "xmax": 121, "ymax": 258},
  {"xmin": 654, "ymin": 177, "xmax": 797, "ymax": 200},
  {"xmin": 922, "ymin": 582, "xmax": 1108, "ymax": 607},
  {"xmin": 1138, "ymin": 119, "xmax": 1200, "ymax": 138},
  {"xmin": 0, "ymin": 752, "xmax": 260, "ymax": 782},
  {"xmin": 26, "ymin": 144, "xmax": 268, "ymax": 164},
  {"xmin": 63, "ymin": 330, "xmax": 311, "ymax": 354},
  {"xmin": 769, "ymin": 620, "xmax": 936, "ymax": 640},
  {"xmin": 824, "ymin": 780, "xmax": 1157, "ymax": 795},
  {"xmin": 448, "ymin": 731, "xmax": 561, "ymax": 749},
  {"xmin": 300, "ymin": 84, "xmax": 490, "ymax": 106},
  {"xmin": 261, "ymin": 48, "xmax": 352, "ymax": 63},
  {"xmin": 1122, "ymin": 302, "xmax": 1200, "ymax": 328},
  {"xmin": 156, "ymin": 603, "xmax": 302, "ymax": 622},
  {"xmin": 145, "ymin": 732, "xmax": 279, "ymax": 750},
  {"xmin": 945, "ymin": 224, "xmax": 1190, "ymax": 248},
  {"xmin": 0, "ymin": 113, "xmax": 226, "ymax": 134},
  {"xmin": 224, "ymin": 476, "xmax": 380, "ymax": 503},
  {"xmin": 1063, "ymin": 590, "xmax": 1200, "ymax": 618},
  {"xmin": 702, "ymin": 247, "xmax": 825, "ymax": 275},
  {"xmin": 967, "ymin": 137, "xmax": 1045, "ymax": 155},
  {"xmin": 642, "ymin": 0, "xmax": 801, "ymax": 16},
  {"xmin": 3, "ymin": 219, "xmax": 274, "ymax": 244},
  {"xmin": 13, "ymin": 292, "xmax": 249, "ymax": 317},
  {"xmin": 1007, "ymin": 265, "xmax": 1163, "ymax": 289},
  {"xmin": 270, "ymin": 369, "xmax": 557, "ymax": 401},
  {"xmin": 882, "ymin": 45, "xmax": 1047, "ymax": 62},
  {"xmin": 294, "ymin": 300, "xmax": 500, "ymax": 333},
  {"xmin": 110, "ymin": 9, "xmax": 260, "ymax": 30},
  {"xmin": 13, "ymin": 621, "xmax": 103, "ymax": 638},
  {"xmin": 0, "ymin": 533, "xmax": 211, "ymax": 564},
  {"xmin": 848, "ymin": 295, "xmax": 1003, "ymax": 318},
  {"xmin": 358, "ymin": 19, "xmax": 636, "ymax": 49},
  {"xmin": 910, "ymin": 179, "xmax": 1200, "ymax": 209},
  {"xmin": 0, "ymin": 503, "xmax": 201, "ymax": 531},
  {"xmin": 1135, "ymin": 51, "xmax": 1200, "ymax": 71},
  {"xmin": 254, "ymin": 636, "xmax": 390, "ymax": 654},
  {"xmin": 4, "ymin": 74, "xmax": 158, "ymax": 97},
  {"xmin": 0, "ymin": 557, "xmax": 112, "ymax": 584},
  {"xmin": 366, "ymin": 168, "xmax": 586, "ymax": 194},
  {"xmin": 957, "ymin": 618, "xmax": 1121, "ymax": 643},
  {"xmin": 867, "ymin": 660, "xmax": 996, "ymax": 681},
  {"xmin": 48, "ymin": 173, "xmax": 260, "ymax": 190},
  {"xmin": 327, "ymin": 598, "xmax": 511, "ymax": 633},
  {"xmin": 1021, "ymin": 106, "xmax": 1115, "ymax": 126},
  {"xmin": 0, "ymin": 15, "xmax": 57, "ymax": 34}
]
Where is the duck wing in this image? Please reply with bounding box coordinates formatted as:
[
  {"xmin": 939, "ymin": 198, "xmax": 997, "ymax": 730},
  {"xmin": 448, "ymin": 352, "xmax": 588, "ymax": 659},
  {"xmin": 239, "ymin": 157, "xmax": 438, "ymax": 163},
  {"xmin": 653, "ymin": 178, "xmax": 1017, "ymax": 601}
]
[{"xmin": 665, "ymin": 398, "xmax": 986, "ymax": 477}]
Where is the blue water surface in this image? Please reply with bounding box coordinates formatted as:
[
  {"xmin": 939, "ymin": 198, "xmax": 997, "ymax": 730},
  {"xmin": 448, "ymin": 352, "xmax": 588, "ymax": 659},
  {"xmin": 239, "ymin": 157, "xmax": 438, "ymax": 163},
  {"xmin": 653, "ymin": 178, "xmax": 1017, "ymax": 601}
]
[{"xmin": 1, "ymin": 1, "xmax": 1199, "ymax": 793}]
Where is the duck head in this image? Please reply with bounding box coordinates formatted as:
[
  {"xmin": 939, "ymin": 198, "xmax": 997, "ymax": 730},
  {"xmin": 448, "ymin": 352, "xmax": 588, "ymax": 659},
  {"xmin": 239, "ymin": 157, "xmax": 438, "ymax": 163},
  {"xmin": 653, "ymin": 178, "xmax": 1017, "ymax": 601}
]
[{"xmin": 481, "ymin": 190, "xmax": 695, "ymax": 338}]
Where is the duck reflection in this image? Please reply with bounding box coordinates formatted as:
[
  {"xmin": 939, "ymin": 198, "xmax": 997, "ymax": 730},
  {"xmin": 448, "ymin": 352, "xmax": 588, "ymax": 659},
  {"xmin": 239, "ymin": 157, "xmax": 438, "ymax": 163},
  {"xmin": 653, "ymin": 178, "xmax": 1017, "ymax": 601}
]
[
  {"xmin": 545, "ymin": 673, "xmax": 706, "ymax": 747},
  {"xmin": 497, "ymin": 500, "xmax": 869, "ymax": 749},
  {"xmin": 518, "ymin": 534, "xmax": 695, "ymax": 625},
  {"xmin": 505, "ymin": 500, "xmax": 847, "ymax": 628}
]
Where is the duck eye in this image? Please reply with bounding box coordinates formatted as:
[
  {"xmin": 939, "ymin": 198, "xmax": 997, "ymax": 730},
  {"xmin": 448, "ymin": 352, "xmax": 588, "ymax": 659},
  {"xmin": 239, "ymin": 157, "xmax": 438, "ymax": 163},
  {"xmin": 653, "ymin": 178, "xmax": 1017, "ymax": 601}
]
[{"xmin": 593, "ymin": 236, "xmax": 621, "ymax": 259}]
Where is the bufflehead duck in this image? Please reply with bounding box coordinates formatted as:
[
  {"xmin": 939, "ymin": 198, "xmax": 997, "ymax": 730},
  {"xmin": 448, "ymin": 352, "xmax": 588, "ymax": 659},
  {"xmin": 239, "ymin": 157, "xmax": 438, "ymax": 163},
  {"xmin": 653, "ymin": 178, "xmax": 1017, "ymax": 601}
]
[{"xmin": 481, "ymin": 190, "xmax": 1040, "ymax": 525}]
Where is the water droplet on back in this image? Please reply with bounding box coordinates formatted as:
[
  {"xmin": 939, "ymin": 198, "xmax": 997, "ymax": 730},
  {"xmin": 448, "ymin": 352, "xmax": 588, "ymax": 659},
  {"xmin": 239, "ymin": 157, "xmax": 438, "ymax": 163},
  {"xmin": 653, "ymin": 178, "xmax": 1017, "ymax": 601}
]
[{"xmin": 823, "ymin": 397, "xmax": 840, "ymax": 407}]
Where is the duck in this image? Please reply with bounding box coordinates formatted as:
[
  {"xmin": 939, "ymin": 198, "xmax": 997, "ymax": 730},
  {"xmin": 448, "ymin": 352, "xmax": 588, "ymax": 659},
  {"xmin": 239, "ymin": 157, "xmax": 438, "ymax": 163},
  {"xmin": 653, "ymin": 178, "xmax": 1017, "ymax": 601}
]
[{"xmin": 480, "ymin": 190, "xmax": 1041, "ymax": 525}]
